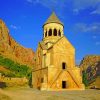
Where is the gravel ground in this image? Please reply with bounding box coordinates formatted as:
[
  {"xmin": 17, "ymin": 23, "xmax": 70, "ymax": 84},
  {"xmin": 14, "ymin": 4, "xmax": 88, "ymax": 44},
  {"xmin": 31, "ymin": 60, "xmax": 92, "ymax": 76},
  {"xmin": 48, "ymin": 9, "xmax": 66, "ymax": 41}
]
[
  {"xmin": 0, "ymin": 88, "xmax": 100, "ymax": 100},
  {"xmin": 0, "ymin": 92, "xmax": 11, "ymax": 100}
]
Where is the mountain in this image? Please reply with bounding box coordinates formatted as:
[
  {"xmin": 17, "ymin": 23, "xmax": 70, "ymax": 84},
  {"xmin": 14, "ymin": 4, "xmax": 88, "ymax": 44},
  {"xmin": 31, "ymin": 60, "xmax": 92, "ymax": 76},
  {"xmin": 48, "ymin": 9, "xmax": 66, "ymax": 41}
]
[
  {"xmin": 0, "ymin": 19, "xmax": 34, "ymax": 67},
  {"xmin": 80, "ymin": 55, "xmax": 100, "ymax": 88},
  {"xmin": 80, "ymin": 55, "xmax": 100, "ymax": 70}
]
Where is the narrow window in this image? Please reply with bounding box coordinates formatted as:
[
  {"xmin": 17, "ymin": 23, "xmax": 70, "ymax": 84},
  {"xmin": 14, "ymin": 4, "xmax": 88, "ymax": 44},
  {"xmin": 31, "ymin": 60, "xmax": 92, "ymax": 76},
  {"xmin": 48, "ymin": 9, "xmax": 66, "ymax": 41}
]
[
  {"xmin": 54, "ymin": 29, "xmax": 57, "ymax": 36},
  {"xmin": 41, "ymin": 78, "xmax": 44, "ymax": 83},
  {"xmin": 48, "ymin": 29, "xmax": 52, "ymax": 36},
  {"xmin": 58, "ymin": 30, "xmax": 61, "ymax": 36},
  {"xmin": 62, "ymin": 62, "xmax": 66, "ymax": 69}
]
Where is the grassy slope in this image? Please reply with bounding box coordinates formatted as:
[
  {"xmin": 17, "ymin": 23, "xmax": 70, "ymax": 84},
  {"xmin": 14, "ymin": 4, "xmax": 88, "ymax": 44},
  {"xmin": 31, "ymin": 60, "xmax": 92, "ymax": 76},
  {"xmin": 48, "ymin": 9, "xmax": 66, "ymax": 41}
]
[{"xmin": 0, "ymin": 54, "xmax": 31, "ymax": 78}]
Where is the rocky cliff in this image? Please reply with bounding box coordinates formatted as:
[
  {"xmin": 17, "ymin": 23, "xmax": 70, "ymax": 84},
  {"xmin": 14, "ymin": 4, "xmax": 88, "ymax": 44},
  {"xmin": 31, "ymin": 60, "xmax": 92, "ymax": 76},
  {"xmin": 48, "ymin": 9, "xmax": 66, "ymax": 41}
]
[
  {"xmin": 0, "ymin": 19, "xmax": 34, "ymax": 67},
  {"xmin": 80, "ymin": 55, "xmax": 100, "ymax": 71},
  {"xmin": 80, "ymin": 55, "xmax": 100, "ymax": 87}
]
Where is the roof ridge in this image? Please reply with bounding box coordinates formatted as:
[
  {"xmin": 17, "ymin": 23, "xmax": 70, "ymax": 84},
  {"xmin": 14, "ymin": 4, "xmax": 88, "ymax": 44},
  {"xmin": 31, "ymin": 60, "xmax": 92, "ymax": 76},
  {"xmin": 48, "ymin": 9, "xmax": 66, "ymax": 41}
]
[{"xmin": 44, "ymin": 12, "xmax": 63, "ymax": 26}]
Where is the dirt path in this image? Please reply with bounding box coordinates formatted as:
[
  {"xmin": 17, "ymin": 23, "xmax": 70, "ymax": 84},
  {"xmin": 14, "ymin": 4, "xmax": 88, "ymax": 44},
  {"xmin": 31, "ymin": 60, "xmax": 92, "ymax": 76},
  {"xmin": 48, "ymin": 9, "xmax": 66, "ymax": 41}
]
[{"xmin": 0, "ymin": 88, "xmax": 100, "ymax": 100}]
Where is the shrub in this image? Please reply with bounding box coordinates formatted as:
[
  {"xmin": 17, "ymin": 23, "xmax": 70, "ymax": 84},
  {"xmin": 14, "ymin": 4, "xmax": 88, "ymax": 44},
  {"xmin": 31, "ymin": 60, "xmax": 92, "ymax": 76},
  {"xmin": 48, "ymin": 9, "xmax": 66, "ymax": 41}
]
[{"xmin": 0, "ymin": 55, "xmax": 31, "ymax": 78}]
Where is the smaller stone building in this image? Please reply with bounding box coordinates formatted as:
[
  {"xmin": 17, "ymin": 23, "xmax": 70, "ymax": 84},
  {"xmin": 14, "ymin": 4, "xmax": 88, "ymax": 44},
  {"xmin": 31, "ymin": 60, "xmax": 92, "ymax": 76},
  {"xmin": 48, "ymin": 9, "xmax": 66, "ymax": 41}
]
[{"xmin": 32, "ymin": 12, "xmax": 85, "ymax": 90}]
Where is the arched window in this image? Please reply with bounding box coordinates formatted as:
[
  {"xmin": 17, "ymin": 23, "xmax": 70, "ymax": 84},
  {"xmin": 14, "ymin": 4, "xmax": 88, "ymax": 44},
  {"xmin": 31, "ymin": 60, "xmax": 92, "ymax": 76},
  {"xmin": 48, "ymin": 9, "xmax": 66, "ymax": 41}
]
[
  {"xmin": 48, "ymin": 29, "xmax": 52, "ymax": 36},
  {"xmin": 45, "ymin": 31, "xmax": 47, "ymax": 37},
  {"xmin": 54, "ymin": 29, "xmax": 57, "ymax": 36},
  {"xmin": 62, "ymin": 62, "xmax": 66, "ymax": 69},
  {"xmin": 58, "ymin": 30, "xmax": 61, "ymax": 36}
]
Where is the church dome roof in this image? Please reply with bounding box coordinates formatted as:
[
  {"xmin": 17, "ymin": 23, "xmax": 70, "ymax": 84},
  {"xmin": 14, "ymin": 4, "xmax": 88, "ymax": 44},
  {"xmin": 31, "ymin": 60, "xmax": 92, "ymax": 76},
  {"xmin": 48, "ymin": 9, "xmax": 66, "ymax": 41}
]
[{"xmin": 43, "ymin": 12, "xmax": 63, "ymax": 26}]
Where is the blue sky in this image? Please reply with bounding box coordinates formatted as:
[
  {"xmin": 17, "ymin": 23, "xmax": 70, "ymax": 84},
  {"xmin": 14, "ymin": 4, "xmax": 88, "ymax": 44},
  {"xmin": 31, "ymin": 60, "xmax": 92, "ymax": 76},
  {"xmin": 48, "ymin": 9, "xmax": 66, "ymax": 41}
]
[{"xmin": 0, "ymin": 0, "xmax": 100, "ymax": 64}]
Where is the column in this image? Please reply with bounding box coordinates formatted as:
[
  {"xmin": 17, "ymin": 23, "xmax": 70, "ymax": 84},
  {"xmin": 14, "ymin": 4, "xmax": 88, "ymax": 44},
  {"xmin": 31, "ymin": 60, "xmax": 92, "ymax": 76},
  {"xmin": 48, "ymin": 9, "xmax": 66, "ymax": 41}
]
[
  {"xmin": 57, "ymin": 28, "xmax": 59, "ymax": 36},
  {"xmin": 52, "ymin": 27, "xmax": 54, "ymax": 36},
  {"xmin": 47, "ymin": 28, "xmax": 49, "ymax": 37},
  {"xmin": 44, "ymin": 29, "xmax": 45, "ymax": 38}
]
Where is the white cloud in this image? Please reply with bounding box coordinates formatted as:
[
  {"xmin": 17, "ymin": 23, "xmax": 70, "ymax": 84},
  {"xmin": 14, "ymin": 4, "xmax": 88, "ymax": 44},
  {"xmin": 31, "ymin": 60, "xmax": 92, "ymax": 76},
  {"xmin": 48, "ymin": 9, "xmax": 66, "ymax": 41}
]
[
  {"xmin": 26, "ymin": 0, "xmax": 68, "ymax": 18},
  {"xmin": 10, "ymin": 25, "xmax": 21, "ymax": 30},
  {"xmin": 26, "ymin": 0, "xmax": 32, "ymax": 3},
  {"xmin": 73, "ymin": 9, "xmax": 79, "ymax": 14},
  {"xmin": 26, "ymin": 0, "xmax": 100, "ymax": 15},
  {"xmin": 91, "ymin": 5, "xmax": 100, "ymax": 14},
  {"xmin": 93, "ymin": 36, "xmax": 97, "ymax": 39},
  {"xmin": 73, "ymin": 0, "xmax": 100, "ymax": 10},
  {"xmin": 96, "ymin": 42, "xmax": 100, "ymax": 45},
  {"xmin": 73, "ymin": 23, "xmax": 100, "ymax": 34}
]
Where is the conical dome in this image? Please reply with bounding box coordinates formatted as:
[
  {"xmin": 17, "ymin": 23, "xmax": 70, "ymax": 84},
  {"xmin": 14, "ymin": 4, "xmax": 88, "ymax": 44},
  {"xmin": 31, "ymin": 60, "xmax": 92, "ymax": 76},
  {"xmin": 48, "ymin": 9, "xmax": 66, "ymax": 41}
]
[
  {"xmin": 43, "ymin": 12, "xmax": 64, "ymax": 43},
  {"xmin": 44, "ymin": 12, "xmax": 63, "ymax": 26}
]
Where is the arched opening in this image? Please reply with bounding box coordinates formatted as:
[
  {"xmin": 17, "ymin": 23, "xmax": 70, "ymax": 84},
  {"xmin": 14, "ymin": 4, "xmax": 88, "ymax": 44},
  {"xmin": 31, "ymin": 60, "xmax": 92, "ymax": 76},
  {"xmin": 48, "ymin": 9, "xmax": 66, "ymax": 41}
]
[
  {"xmin": 45, "ymin": 31, "xmax": 47, "ymax": 37},
  {"xmin": 58, "ymin": 30, "xmax": 61, "ymax": 36},
  {"xmin": 54, "ymin": 29, "xmax": 57, "ymax": 36},
  {"xmin": 48, "ymin": 29, "xmax": 52, "ymax": 36}
]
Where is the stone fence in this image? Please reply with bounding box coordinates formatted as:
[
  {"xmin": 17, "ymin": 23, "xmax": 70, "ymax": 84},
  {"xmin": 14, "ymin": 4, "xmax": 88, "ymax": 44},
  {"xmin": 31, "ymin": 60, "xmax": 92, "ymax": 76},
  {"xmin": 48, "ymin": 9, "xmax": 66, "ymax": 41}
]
[{"xmin": 0, "ymin": 73, "xmax": 28, "ymax": 88}]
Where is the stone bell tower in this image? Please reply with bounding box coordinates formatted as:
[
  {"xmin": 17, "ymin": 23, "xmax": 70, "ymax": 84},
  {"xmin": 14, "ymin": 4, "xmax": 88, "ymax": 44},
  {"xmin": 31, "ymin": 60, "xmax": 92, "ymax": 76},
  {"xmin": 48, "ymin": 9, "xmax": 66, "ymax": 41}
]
[{"xmin": 43, "ymin": 12, "xmax": 64, "ymax": 43}]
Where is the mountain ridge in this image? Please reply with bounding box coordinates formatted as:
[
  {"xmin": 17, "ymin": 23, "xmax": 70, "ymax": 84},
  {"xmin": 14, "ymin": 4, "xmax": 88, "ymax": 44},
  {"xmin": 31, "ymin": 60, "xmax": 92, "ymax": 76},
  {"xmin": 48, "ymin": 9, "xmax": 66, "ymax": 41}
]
[
  {"xmin": 80, "ymin": 55, "xmax": 100, "ymax": 88},
  {"xmin": 0, "ymin": 19, "xmax": 34, "ymax": 67}
]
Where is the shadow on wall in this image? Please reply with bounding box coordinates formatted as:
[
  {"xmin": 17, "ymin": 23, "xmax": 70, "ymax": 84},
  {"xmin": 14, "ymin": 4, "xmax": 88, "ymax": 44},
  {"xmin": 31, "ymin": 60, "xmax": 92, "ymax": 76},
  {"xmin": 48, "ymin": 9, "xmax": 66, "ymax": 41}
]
[{"xmin": 0, "ymin": 82, "xmax": 6, "ymax": 88}]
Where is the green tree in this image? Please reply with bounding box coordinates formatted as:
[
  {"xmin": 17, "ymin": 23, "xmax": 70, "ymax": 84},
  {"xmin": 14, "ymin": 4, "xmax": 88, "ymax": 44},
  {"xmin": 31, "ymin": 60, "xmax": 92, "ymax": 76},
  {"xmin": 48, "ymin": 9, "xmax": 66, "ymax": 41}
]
[{"xmin": 82, "ymin": 71, "xmax": 89, "ymax": 87}]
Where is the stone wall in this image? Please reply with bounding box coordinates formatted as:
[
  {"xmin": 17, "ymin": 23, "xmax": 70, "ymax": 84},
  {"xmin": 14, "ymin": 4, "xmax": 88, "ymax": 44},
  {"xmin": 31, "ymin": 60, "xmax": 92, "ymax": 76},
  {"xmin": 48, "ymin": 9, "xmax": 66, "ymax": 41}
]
[{"xmin": 0, "ymin": 73, "xmax": 28, "ymax": 87}]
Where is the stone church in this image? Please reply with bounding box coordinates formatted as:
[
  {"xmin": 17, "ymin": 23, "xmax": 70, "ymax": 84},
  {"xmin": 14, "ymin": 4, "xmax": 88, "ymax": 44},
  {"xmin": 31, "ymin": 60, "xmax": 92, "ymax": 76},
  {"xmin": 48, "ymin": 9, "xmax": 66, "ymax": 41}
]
[{"xmin": 32, "ymin": 12, "xmax": 85, "ymax": 90}]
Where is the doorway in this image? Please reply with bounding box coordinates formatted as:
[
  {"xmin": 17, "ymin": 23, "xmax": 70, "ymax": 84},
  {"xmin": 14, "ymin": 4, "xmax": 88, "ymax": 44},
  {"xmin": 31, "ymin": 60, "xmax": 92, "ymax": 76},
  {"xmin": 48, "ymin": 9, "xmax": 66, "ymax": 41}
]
[{"xmin": 62, "ymin": 81, "xmax": 66, "ymax": 89}]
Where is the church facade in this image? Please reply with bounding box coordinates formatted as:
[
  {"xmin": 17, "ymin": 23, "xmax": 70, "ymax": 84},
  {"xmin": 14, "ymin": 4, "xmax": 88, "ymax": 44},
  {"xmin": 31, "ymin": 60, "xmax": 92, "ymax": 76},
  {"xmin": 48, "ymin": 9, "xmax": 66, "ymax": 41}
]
[{"xmin": 32, "ymin": 12, "xmax": 85, "ymax": 90}]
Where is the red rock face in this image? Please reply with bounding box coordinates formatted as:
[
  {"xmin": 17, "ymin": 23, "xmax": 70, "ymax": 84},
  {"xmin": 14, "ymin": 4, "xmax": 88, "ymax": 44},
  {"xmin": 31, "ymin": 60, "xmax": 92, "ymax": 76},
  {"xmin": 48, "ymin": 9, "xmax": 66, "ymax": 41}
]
[{"xmin": 0, "ymin": 19, "xmax": 34, "ymax": 67}]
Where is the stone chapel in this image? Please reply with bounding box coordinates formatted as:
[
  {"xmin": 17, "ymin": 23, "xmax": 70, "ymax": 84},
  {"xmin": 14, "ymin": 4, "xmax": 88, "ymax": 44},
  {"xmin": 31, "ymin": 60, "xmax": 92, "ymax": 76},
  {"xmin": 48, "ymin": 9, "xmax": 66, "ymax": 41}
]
[{"xmin": 32, "ymin": 12, "xmax": 85, "ymax": 90}]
